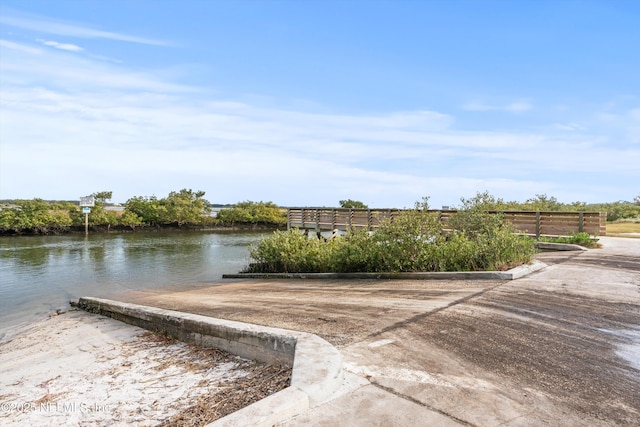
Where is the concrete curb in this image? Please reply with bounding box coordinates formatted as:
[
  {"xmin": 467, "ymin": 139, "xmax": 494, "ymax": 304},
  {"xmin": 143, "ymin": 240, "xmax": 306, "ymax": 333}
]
[
  {"xmin": 499, "ymin": 260, "xmax": 547, "ymax": 279},
  {"xmin": 75, "ymin": 297, "xmax": 343, "ymax": 426},
  {"xmin": 534, "ymin": 242, "xmax": 588, "ymax": 251},
  {"xmin": 222, "ymin": 260, "xmax": 547, "ymax": 281}
]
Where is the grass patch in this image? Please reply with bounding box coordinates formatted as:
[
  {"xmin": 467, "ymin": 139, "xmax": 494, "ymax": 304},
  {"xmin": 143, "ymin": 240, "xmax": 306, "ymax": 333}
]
[{"xmin": 606, "ymin": 221, "xmax": 640, "ymax": 236}]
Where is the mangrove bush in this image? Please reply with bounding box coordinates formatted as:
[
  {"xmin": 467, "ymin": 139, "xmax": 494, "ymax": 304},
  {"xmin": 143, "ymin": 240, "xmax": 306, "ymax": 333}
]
[
  {"xmin": 216, "ymin": 201, "xmax": 286, "ymax": 225},
  {"xmin": 245, "ymin": 198, "xmax": 536, "ymax": 273}
]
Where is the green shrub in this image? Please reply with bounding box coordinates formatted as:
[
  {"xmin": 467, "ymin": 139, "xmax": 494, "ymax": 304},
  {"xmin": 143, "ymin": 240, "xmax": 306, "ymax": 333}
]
[
  {"xmin": 119, "ymin": 210, "xmax": 143, "ymax": 229},
  {"xmin": 339, "ymin": 199, "xmax": 368, "ymax": 209},
  {"xmin": 217, "ymin": 201, "xmax": 286, "ymax": 225},
  {"xmin": 329, "ymin": 228, "xmax": 375, "ymax": 272},
  {"xmin": 0, "ymin": 199, "xmax": 74, "ymax": 232},
  {"xmin": 245, "ymin": 198, "xmax": 535, "ymax": 273},
  {"xmin": 367, "ymin": 205, "xmax": 443, "ymax": 272},
  {"xmin": 599, "ymin": 202, "xmax": 640, "ymax": 222},
  {"xmin": 538, "ymin": 232, "xmax": 600, "ymax": 248},
  {"xmin": 246, "ymin": 229, "xmax": 334, "ymax": 273},
  {"xmin": 450, "ymin": 190, "xmax": 640, "ymax": 222},
  {"xmin": 123, "ymin": 189, "xmax": 211, "ymax": 226}
]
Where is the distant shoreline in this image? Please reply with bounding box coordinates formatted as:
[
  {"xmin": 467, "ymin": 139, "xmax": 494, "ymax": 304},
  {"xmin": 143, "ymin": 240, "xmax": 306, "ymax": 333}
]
[{"xmin": 0, "ymin": 222, "xmax": 286, "ymax": 237}]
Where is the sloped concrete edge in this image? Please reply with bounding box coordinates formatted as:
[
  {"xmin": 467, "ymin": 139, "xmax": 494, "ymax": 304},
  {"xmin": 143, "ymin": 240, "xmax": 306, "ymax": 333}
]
[
  {"xmin": 76, "ymin": 297, "xmax": 297, "ymax": 365},
  {"xmin": 289, "ymin": 331, "xmax": 345, "ymax": 405},
  {"xmin": 223, "ymin": 260, "xmax": 548, "ymax": 281},
  {"xmin": 495, "ymin": 260, "xmax": 547, "ymax": 279},
  {"xmin": 534, "ymin": 242, "xmax": 588, "ymax": 251},
  {"xmin": 75, "ymin": 297, "xmax": 343, "ymax": 426},
  {"xmin": 208, "ymin": 386, "xmax": 309, "ymax": 427}
]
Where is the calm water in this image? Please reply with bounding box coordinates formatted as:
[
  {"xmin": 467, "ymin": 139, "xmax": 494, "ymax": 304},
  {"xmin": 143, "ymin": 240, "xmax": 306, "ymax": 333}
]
[{"xmin": 0, "ymin": 231, "xmax": 265, "ymax": 340}]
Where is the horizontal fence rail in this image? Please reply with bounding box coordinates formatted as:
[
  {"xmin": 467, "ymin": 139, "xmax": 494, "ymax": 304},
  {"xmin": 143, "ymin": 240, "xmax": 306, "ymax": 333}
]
[{"xmin": 287, "ymin": 208, "xmax": 607, "ymax": 237}]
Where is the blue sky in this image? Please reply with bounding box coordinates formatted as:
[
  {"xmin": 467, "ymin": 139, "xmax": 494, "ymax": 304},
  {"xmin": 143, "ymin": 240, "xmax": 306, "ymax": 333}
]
[{"xmin": 1, "ymin": 0, "xmax": 638, "ymax": 208}]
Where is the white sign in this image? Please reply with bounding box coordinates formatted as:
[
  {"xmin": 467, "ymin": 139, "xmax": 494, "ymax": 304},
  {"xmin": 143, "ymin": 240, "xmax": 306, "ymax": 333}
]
[
  {"xmin": 82, "ymin": 207, "xmax": 91, "ymax": 213},
  {"xmin": 80, "ymin": 196, "xmax": 95, "ymax": 207}
]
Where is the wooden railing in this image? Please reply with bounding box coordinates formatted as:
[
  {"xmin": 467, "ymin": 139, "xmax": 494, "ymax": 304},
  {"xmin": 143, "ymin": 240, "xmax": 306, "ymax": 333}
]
[{"xmin": 287, "ymin": 208, "xmax": 607, "ymax": 237}]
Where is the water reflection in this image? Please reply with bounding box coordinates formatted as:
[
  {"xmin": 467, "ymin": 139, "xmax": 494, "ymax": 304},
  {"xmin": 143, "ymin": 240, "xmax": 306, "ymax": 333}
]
[{"xmin": 0, "ymin": 231, "xmax": 265, "ymax": 339}]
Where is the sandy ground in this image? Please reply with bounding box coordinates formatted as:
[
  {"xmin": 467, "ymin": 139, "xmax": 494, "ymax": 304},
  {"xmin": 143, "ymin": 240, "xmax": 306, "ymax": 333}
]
[{"xmin": 0, "ymin": 311, "xmax": 289, "ymax": 427}]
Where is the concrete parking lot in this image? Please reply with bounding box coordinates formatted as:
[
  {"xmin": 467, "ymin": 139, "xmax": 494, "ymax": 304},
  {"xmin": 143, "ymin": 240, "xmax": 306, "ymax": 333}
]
[{"xmin": 117, "ymin": 236, "xmax": 640, "ymax": 426}]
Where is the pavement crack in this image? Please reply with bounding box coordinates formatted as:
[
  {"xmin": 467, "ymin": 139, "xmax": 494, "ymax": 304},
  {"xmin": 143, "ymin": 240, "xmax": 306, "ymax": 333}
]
[
  {"xmin": 370, "ymin": 380, "xmax": 477, "ymax": 426},
  {"xmin": 367, "ymin": 283, "xmax": 504, "ymax": 339},
  {"xmin": 494, "ymin": 411, "xmax": 537, "ymax": 426}
]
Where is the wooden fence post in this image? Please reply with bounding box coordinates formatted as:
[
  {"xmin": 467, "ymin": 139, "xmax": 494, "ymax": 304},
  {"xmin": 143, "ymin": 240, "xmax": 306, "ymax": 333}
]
[
  {"xmin": 579, "ymin": 212, "xmax": 584, "ymax": 233},
  {"xmin": 535, "ymin": 211, "xmax": 541, "ymax": 239}
]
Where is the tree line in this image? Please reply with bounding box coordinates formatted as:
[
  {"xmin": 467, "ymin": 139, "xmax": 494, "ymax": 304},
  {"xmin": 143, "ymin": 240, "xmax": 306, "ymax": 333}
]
[
  {"xmin": 338, "ymin": 193, "xmax": 640, "ymax": 222},
  {"xmin": 0, "ymin": 189, "xmax": 286, "ymax": 235},
  {"xmin": 441, "ymin": 192, "xmax": 640, "ymax": 222},
  {"xmin": 1, "ymin": 190, "xmax": 638, "ymax": 235}
]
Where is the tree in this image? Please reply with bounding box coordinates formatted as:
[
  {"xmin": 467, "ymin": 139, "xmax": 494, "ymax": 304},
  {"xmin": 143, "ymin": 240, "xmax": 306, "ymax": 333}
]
[
  {"xmin": 0, "ymin": 199, "xmax": 73, "ymax": 233},
  {"xmin": 216, "ymin": 201, "xmax": 286, "ymax": 225},
  {"xmin": 599, "ymin": 201, "xmax": 640, "ymax": 221},
  {"xmin": 162, "ymin": 189, "xmax": 211, "ymax": 225},
  {"xmin": 122, "ymin": 189, "xmax": 212, "ymax": 226},
  {"xmin": 568, "ymin": 201, "xmax": 587, "ymax": 211},
  {"xmin": 124, "ymin": 196, "xmax": 165, "ymax": 225},
  {"xmin": 449, "ymin": 192, "xmax": 506, "ymax": 237},
  {"xmin": 339, "ymin": 199, "xmax": 368, "ymax": 209},
  {"xmin": 524, "ymin": 194, "xmax": 561, "ymax": 211},
  {"xmin": 456, "ymin": 191, "xmax": 502, "ymax": 210},
  {"xmin": 119, "ymin": 210, "xmax": 143, "ymax": 229},
  {"xmin": 635, "ymin": 194, "xmax": 640, "ymax": 206},
  {"xmin": 86, "ymin": 191, "xmax": 118, "ymax": 226},
  {"xmin": 92, "ymin": 191, "xmax": 113, "ymax": 203}
]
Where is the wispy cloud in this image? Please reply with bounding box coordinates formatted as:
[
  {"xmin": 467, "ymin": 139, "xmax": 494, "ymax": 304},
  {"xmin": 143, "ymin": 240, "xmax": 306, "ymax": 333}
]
[
  {"xmin": 0, "ymin": 39, "xmax": 42, "ymax": 54},
  {"xmin": 0, "ymin": 42, "xmax": 191, "ymax": 92},
  {"xmin": 2, "ymin": 71, "xmax": 637, "ymax": 205},
  {"xmin": 37, "ymin": 39, "xmax": 83, "ymax": 52},
  {"xmin": 462, "ymin": 99, "xmax": 533, "ymax": 113},
  {"xmin": 505, "ymin": 101, "xmax": 533, "ymax": 112},
  {"xmin": 0, "ymin": 10, "xmax": 170, "ymax": 46},
  {"xmin": 1, "ymin": 13, "xmax": 637, "ymax": 206},
  {"xmin": 553, "ymin": 122, "xmax": 586, "ymax": 132}
]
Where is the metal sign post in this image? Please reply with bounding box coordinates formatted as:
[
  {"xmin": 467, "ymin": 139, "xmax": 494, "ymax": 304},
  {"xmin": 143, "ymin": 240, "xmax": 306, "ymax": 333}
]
[
  {"xmin": 82, "ymin": 207, "xmax": 91, "ymax": 235},
  {"xmin": 79, "ymin": 196, "xmax": 95, "ymax": 236}
]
